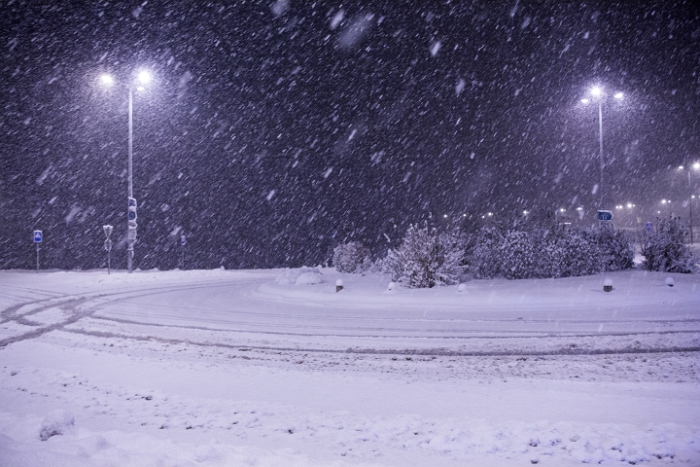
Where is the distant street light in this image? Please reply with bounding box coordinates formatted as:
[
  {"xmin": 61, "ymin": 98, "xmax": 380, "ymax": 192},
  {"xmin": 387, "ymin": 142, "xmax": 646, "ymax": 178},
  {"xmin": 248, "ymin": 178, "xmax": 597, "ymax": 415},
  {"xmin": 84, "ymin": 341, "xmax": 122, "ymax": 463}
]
[
  {"xmin": 581, "ymin": 85, "xmax": 624, "ymax": 214},
  {"xmin": 99, "ymin": 70, "xmax": 153, "ymax": 272}
]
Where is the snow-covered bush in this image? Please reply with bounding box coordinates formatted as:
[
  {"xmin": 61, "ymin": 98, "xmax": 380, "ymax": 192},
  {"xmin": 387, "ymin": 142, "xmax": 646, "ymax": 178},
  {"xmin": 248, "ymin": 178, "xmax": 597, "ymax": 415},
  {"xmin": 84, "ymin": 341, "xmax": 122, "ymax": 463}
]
[
  {"xmin": 500, "ymin": 231, "xmax": 536, "ymax": 279},
  {"xmin": 582, "ymin": 228, "xmax": 635, "ymax": 271},
  {"xmin": 641, "ymin": 217, "xmax": 696, "ymax": 273},
  {"xmin": 471, "ymin": 226, "xmax": 604, "ymax": 279},
  {"xmin": 39, "ymin": 410, "xmax": 75, "ymax": 441},
  {"xmin": 332, "ymin": 241, "xmax": 371, "ymax": 273},
  {"xmin": 555, "ymin": 232, "xmax": 603, "ymax": 277},
  {"xmin": 471, "ymin": 226, "xmax": 504, "ymax": 279},
  {"xmin": 277, "ymin": 267, "xmax": 324, "ymax": 285},
  {"xmin": 383, "ymin": 224, "xmax": 463, "ymax": 288}
]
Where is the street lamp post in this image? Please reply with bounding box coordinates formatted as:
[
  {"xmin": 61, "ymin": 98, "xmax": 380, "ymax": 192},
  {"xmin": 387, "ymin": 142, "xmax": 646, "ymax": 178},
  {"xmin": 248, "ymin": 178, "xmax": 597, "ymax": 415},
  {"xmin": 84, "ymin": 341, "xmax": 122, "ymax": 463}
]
[
  {"xmin": 100, "ymin": 71, "xmax": 152, "ymax": 273},
  {"xmin": 581, "ymin": 86, "xmax": 624, "ymax": 214}
]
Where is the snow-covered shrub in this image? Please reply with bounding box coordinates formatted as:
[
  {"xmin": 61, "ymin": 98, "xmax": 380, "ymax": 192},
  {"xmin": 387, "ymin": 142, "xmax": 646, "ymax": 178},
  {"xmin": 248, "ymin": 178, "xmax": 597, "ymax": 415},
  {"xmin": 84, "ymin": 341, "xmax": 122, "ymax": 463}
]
[
  {"xmin": 39, "ymin": 410, "xmax": 75, "ymax": 441},
  {"xmin": 532, "ymin": 230, "xmax": 564, "ymax": 278},
  {"xmin": 332, "ymin": 241, "xmax": 371, "ymax": 273},
  {"xmin": 472, "ymin": 226, "xmax": 604, "ymax": 279},
  {"xmin": 583, "ymin": 228, "xmax": 635, "ymax": 271},
  {"xmin": 535, "ymin": 229, "xmax": 603, "ymax": 278},
  {"xmin": 471, "ymin": 225, "xmax": 504, "ymax": 279},
  {"xmin": 555, "ymin": 232, "xmax": 603, "ymax": 277},
  {"xmin": 641, "ymin": 217, "xmax": 696, "ymax": 273},
  {"xmin": 383, "ymin": 224, "xmax": 463, "ymax": 288},
  {"xmin": 500, "ymin": 231, "xmax": 536, "ymax": 279},
  {"xmin": 277, "ymin": 267, "xmax": 324, "ymax": 285}
]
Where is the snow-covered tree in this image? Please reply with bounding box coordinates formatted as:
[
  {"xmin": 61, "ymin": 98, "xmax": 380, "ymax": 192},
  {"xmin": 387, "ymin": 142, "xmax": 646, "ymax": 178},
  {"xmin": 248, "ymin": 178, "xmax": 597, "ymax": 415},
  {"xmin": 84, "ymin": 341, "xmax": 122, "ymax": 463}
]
[
  {"xmin": 641, "ymin": 217, "xmax": 696, "ymax": 273},
  {"xmin": 383, "ymin": 224, "xmax": 463, "ymax": 288},
  {"xmin": 332, "ymin": 241, "xmax": 371, "ymax": 273}
]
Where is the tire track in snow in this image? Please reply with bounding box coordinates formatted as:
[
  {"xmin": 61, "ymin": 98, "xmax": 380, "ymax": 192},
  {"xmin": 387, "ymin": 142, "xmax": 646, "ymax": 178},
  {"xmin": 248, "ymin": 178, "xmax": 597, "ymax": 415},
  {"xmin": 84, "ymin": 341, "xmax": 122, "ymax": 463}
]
[
  {"xmin": 86, "ymin": 314, "xmax": 700, "ymax": 340},
  {"xmin": 0, "ymin": 278, "xmax": 265, "ymax": 348},
  {"xmin": 5, "ymin": 276, "xmax": 699, "ymax": 357},
  {"xmin": 58, "ymin": 325, "xmax": 700, "ymax": 357}
]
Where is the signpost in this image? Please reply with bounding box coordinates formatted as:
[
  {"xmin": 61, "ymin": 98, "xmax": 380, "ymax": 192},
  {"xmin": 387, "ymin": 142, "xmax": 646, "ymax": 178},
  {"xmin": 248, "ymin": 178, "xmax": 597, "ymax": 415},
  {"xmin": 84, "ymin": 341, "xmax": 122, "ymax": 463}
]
[
  {"xmin": 103, "ymin": 225, "xmax": 114, "ymax": 274},
  {"xmin": 33, "ymin": 230, "xmax": 42, "ymax": 273},
  {"xmin": 127, "ymin": 197, "xmax": 137, "ymax": 273},
  {"xmin": 645, "ymin": 222, "xmax": 653, "ymax": 234}
]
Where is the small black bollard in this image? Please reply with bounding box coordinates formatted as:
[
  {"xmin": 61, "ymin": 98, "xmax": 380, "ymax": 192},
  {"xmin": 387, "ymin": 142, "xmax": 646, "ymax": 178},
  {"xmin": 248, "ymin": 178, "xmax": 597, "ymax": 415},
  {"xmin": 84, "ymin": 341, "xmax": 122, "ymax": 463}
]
[{"xmin": 603, "ymin": 278, "xmax": 613, "ymax": 292}]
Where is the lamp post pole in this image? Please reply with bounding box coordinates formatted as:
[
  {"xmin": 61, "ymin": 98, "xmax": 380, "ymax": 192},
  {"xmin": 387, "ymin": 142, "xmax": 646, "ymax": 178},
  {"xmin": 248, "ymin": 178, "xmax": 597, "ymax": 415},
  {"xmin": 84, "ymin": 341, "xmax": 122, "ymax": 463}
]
[
  {"xmin": 689, "ymin": 167, "xmax": 694, "ymax": 245},
  {"xmin": 99, "ymin": 71, "xmax": 151, "ymax": 273},
  {"xmin": 597, "ymin": 99, "xmax": 604, "ymax": 210},
  {"xmin": 127, "ymin": 86, "xmax": 134, "ymax": 273},
  {"xmin": 581, "ymin": 86, "xmax": 623, "ymax": 218}
]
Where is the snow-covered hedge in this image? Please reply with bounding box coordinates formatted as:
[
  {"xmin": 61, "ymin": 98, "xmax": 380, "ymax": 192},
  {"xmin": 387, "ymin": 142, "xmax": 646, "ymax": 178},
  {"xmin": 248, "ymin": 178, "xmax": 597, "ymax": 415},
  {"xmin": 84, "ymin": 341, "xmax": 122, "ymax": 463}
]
[
  {"xmin": 471, "ymin": 226, "xmax": 629, "ymax": 280},
  {"xmin": 383, "ymin": 224, "xmax": 463, "ymax": 288},
  {"xmin": 641, "ymin": 217, "xmax": 696, "ymax": 273},
  {"xmin": 332, "ymin": 241, "xmax": 371, "ymax": 273},
  {"xmin": 538, "ymin": 231, "xmax": 603, "ymax": 277},
  {"xmin": 471, "ymin": 226, "xmax": 504, "ymax": 279},
  {"xmin": 582, "ymin": 228, "xmax": 635, "ymax": 272},
  {"xmin": 500, "ymin": 231, "xmax": 536, "ymax": 279}
]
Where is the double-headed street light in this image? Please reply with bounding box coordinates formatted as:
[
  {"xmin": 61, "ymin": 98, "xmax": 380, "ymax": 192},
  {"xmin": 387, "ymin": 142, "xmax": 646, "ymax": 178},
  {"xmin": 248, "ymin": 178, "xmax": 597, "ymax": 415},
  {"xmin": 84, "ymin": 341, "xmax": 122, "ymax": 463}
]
[
  {"xmin": 100, "ymin": 70, "xmax": 152, "ymax": 273},
  {"xmin": 581, "ymin": 86, "xmax": 624, "ymax": 214}
]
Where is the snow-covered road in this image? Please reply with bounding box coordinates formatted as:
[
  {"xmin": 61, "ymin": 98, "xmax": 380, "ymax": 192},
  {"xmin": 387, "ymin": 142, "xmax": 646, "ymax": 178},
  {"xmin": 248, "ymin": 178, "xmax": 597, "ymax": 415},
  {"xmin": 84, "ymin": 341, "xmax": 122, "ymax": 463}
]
[{"xmin": 1, "ymin": 268, "xmax": 699, "ymax": 466}]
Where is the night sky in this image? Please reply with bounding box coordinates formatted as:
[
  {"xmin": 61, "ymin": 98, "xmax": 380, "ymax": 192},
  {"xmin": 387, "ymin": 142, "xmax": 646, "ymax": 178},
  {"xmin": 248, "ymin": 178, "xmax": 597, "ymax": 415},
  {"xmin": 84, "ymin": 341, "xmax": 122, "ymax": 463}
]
[{"xmin": 1, "ymin": 0, "xmax": 699, "ymax": 270}]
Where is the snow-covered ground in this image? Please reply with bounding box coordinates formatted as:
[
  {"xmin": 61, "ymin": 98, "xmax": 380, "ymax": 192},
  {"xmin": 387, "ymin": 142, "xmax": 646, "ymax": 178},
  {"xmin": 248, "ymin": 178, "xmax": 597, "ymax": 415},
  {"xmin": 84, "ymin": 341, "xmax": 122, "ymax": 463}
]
[{"xmin": 1, "ymin": 267, "xmax": 699, "ymax": 466}]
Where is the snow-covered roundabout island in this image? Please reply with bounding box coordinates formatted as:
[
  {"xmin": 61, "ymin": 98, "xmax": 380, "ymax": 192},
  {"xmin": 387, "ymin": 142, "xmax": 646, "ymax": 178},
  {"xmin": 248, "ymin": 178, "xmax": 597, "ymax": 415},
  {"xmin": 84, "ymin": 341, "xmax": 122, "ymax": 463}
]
[{"xmin": 1, "ymin": 268, "xmax": 699, "ymax": 466}]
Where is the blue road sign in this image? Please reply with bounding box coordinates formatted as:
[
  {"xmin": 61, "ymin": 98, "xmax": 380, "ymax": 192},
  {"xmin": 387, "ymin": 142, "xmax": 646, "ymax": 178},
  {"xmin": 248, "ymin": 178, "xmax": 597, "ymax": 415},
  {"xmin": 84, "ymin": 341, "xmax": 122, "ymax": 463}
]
[
  {"xmin": 33, "ymin": 230, "xmax": 43, "ymax": 243},
  {"xmin": 597, "ymin": 210, "xmax": 613, "ymax": 222},
  {"xmin": 646, "ymin": 222, "xmax": 653, "ymax": 233},
  {"xmin": 181, "ymin": 234, "xmax": 186, "ymax": 246}
]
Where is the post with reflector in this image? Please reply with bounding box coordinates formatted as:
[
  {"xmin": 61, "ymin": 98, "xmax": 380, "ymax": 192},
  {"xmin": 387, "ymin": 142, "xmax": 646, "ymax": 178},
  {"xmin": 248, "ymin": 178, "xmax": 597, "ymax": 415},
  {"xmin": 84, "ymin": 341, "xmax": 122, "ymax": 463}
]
[{"xmin": 103, "ymin": 225, "xmax": 114, "ymax": 274}]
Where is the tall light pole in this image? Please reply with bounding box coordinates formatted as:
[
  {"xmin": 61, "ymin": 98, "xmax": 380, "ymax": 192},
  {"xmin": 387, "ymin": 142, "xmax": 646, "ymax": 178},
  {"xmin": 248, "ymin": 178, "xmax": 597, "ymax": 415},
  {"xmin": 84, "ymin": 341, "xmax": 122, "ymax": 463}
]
[
  {"xmin": 581, "ymin": 86, "xmax": 624, "ymax": 214},
  {"xmin": 100, "ymin": 70, "xmax": 152, "ymax": 273}
]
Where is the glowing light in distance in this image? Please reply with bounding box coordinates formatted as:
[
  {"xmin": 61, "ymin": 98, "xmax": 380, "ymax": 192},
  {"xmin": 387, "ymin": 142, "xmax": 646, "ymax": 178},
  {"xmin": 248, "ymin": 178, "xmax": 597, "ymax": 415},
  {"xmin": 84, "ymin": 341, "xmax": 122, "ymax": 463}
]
[
  {"xmin": 591, "ymin": 86, "xmax": 602, "ymax": 97},
  {"xmin": 136, "ymin": 70, "xmax": 152, "ymax": 85},
  {"xmin": 100, "ymin": 74, "xmax": 114, "ymax": 86}
]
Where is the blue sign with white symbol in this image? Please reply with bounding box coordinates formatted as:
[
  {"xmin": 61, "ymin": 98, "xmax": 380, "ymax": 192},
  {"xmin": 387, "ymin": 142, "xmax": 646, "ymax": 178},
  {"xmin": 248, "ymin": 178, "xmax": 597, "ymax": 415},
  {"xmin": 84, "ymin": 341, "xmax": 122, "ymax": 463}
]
[
  {"xmin": 33, "ymin": 230, "xmax": 43, "ymax": 243},
  {"xmin": 645, "ymin": 222, "xmax": 653, "ymax": 233},
  {"xmin": 597, "ymin": 210, "xmax": 613, "ymax": 222}
]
